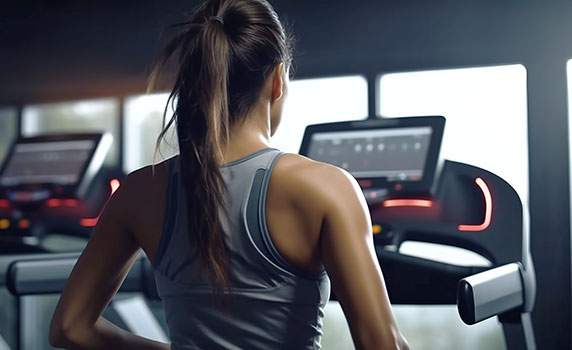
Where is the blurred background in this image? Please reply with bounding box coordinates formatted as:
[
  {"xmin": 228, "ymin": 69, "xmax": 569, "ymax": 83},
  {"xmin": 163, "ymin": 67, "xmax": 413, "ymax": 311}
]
[{"xmin": 0, "ymin": 0, "xmax": 571, "ymax": 349}]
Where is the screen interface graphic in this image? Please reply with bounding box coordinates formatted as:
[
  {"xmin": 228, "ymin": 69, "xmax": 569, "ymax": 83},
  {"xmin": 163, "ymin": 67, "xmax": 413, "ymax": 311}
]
[
  {"xmin": 1, "ymin": 140, "xmax": 95, "ymax": 186},
  {"xmin": 307, "ymin": 127, "xmax": 432, "ymax": 181}
]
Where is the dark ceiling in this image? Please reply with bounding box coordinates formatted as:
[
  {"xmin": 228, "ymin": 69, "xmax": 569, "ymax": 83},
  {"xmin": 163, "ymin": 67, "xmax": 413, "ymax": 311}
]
[{"xmin": 2, "ymin": 0, "xmax": 572, "ymax": 104}]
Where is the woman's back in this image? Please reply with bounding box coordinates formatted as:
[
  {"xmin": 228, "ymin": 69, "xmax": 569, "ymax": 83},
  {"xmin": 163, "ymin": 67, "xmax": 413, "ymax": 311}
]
[
  {"xmin": 115, "ymin": 145, "xmax": 408, "ymax": 349},
  {"xmin": 152, "ymin": 148, "xmax": 330, "ymax": 349}
]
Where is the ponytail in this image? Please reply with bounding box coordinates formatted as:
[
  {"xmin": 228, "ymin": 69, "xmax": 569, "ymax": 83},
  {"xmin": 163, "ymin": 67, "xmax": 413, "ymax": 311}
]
[
  {"xmin": 151, "ymin": 0, "xmax": 293, "ymax": 294},
  {"xmin": 178, "ymin": 16, "xmax": 231, "ymax": 289}
]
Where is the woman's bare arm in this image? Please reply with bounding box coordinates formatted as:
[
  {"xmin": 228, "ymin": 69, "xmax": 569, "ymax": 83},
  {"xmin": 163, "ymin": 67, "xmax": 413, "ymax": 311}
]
[
  {"xmin": 49, "ymin": 175, "xmax": 170, "ymax": 349},
  {"xmin": 296, "ymin": 162, "xmax": 409, "ymax": 350}
]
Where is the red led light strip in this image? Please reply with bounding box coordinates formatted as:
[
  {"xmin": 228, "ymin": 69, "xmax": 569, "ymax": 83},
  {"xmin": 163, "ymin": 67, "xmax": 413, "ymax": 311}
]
[
  {"xmin": 79, "ymin": 218, "xmax": 99, "ymax": 227},
  {"xmin": 46, "ymin": 199, "xmax": 61, "ymax": 208},
  {"xmin": 80, "ymin": 179, "xmax": 120, "ymax": 228},
  {"xmin": 458, "ymin": 177, "xmax": 492, "ymax": 232},
  {"xmin": 46, "ymin": 198, "xmax": 80, "ymax": 208},
  {"xmin": 382, "ymin": 199, "xmax": 434, "ymax": 208}
]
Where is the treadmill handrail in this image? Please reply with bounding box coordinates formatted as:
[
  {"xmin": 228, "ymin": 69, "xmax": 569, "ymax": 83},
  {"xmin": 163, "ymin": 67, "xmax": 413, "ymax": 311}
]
[{"xmin": 6, "ymin": 253, "xmax": 147, "ymax": 296}]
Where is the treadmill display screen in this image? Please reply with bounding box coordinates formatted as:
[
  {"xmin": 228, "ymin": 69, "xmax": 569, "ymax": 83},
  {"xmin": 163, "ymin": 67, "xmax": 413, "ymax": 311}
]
[
  {"xmin": 0, "ymin": 140, "xmax": 96, "ymax": 186},
  {"xmin": 307, "ymin": 127, "xmax": 432, "ymax": 181}
]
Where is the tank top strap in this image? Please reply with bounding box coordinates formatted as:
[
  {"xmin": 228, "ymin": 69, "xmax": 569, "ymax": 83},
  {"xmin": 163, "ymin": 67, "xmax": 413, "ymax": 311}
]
[{"xmin": 243, "ymin": 149, "xmax": 327, "ymax": 280}]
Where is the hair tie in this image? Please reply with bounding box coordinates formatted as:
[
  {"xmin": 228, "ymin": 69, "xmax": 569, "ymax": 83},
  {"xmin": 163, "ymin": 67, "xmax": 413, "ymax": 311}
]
[{"xmin": 210, "ymin": 16, "xmax": 225, "ymax": 25}]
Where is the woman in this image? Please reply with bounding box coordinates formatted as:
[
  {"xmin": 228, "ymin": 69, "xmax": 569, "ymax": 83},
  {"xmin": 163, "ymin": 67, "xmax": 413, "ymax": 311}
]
[{"xmin": 50, "ymin": 0, "xmax": 409, "ymax": 349}]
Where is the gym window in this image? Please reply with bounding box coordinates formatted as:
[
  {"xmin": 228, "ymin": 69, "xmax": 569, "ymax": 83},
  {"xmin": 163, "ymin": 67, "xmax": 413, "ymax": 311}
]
[
  {"xmin": 271, "ymin": 75, "xmax": 369, "ymax": 153},
  {"xmin": 123, "ymin": 93, "xmax": 178, "ymax": 174},
  {"xmin": 22, "ymin": 99, "xmax": 120, "ymax": 166}
]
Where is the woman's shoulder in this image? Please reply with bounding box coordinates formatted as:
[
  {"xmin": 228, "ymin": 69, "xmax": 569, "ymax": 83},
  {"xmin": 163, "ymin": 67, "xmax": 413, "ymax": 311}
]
[
  {"xmin": 117, "ymin": 157, "xmax": 174, "ymax": 215},
  {"xmin": 272, "ymin": 153, "xmax": 363, "ymax": 211},
  {"xmin": 124, "ymin": 156, "xmax": 177, "ymax": 193},
  {"xmin": 274, "ymin": 153, "xmax": 343, "ymax": 179},
  {"xmin": 111, "ymin": 157, "xmax": 175, "ymax": 251}
]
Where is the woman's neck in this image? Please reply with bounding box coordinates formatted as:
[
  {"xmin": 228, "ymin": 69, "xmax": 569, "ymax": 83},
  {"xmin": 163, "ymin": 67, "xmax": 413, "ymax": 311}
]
[{"xmin": 221, "ymin": 108, "xmax": 273, "ymax": 164}]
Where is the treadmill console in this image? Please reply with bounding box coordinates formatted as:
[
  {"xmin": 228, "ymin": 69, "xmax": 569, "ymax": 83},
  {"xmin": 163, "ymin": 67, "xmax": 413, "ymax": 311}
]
[
  {"xmin": 299, "ymin": 116, "xmax": 445, "ymax": 201},
  {"xmin": 0, "ymin": 133, "xmax": 112, "ymax": 202},
  {"xmin": 0, "ymin": 133, "xmax": 113, "ymax": 237}
]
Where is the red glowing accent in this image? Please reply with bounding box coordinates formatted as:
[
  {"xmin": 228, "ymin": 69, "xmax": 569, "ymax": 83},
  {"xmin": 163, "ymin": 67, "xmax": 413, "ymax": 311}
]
[
  {"xmin": 394, "ymin": 184, "xmax": 403, "ymax": 191},
  {"xmin": 0, "ymin": 200, "xmax": 10, "ymax": 209},
  {"xmin": 18, "ymin": 219, "xmax": 31, "ymax": 229},
  {"xmin": 458, "ymin": 177, "xmax": 493, "ymax": 232},
  {"xmin": 80, "ymin": 179, "xmax": 121, "ymax": 229},
  {"xmin": 383, "ymin": 199, "xmax": 433, "ymax": 208},
  {"xmin": 46, "ymin": 198, "xmax": 80, "ymax": 208},
  {"xmin": 80, "ymin": 218, "xmax": 99, "ymax": 227},
  {"xmin": 47, "ymin": 199, "xmax": 62, "ymax": 207},
  {"xmin": 110, "ymin": 179, "xmax": 120, "ymax": 195},
  {"xmin": 64, "ymin": 199, "xmax": 79, "ymax": 207}
]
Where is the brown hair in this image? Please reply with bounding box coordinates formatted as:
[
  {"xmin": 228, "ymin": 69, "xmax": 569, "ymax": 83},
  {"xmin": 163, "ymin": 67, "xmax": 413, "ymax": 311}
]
[{"xmin": 151, "ymin": 0, "xmax": 293, "ymax": 290}]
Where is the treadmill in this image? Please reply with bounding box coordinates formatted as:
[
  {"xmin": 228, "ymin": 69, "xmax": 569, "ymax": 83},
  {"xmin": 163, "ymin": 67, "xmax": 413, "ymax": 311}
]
[
  {"xmin": 0, "ymin": 133, "xmax": 114, "ymax": 350},
  {"xmin": 299, "ymin": 116, "xmax": 536, "ymax": 350},
  {"xmin": 0, "ymin": 133, "xmax": 113, "ymax": 279},
  {"xmin": 6, "ymin": 116, "xmax": 536, "ymax": 349},
  {"xmin": 0, "ymin": 133, "xmax": 165, "ymax": 349}
]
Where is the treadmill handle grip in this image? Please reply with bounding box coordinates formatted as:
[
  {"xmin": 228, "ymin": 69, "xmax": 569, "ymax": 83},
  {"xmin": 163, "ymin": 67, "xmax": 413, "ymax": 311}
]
[{"xmin": 457, "ymin": 263, "xmax": 524, "ymax": 325}]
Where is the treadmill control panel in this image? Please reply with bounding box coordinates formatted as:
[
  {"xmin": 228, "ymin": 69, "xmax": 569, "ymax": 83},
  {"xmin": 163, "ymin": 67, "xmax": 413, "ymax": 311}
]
[
  {"xmin": 1, "ymin": 140, "xmax": 96, "ymax": 187},
  {"xmin": 0, "ymin": 134, "xmax": 112, "ymax": 200},
  {"xmin": 299, "ymin": 116, "xmax": 445, "ymax": 196},
  {"xmin": 0, "ymin": 133, "xmax": 113, "ymax": 236},
  {"xmin": 306, "ymin": 127, "xmax": 432, "ymax": 182}
]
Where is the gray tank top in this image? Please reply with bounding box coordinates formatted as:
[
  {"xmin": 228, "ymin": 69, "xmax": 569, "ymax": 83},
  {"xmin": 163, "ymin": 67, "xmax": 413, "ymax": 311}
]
[{"xmin": 152, "ymin": 148, "xmax": 331, "ymax": 350}]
